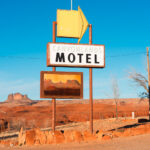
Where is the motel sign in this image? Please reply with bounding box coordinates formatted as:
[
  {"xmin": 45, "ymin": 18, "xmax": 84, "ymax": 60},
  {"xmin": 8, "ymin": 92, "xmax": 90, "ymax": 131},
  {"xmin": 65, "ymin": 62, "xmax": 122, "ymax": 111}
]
[{"xmin": 47, "ymin": 43, "xmax": 105, "ymax": 68}]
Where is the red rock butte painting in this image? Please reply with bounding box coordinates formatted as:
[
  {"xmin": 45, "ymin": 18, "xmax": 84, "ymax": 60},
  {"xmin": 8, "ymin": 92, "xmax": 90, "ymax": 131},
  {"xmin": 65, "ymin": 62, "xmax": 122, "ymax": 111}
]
[{"xmin": 40, "ymin": 71, "xmax": 83, "ymax": 99}]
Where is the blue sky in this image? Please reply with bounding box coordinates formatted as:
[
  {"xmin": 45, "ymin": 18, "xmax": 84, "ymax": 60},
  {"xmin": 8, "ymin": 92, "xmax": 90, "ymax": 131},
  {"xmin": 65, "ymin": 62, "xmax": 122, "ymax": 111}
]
[{"xmin": 0, "ymin": 0, "xmax": 150, "ymax": 101}]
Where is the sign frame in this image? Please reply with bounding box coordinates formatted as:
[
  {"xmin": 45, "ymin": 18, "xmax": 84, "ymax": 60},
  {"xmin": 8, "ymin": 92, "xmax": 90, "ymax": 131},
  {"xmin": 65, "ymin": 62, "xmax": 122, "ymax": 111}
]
[
  {"xmin": 47, "ymin": 42, "xmax": 105, "ymax": 68},
  {"xmin": 40, "ymin": 71, "xmax": 83, "ymax": 99}
]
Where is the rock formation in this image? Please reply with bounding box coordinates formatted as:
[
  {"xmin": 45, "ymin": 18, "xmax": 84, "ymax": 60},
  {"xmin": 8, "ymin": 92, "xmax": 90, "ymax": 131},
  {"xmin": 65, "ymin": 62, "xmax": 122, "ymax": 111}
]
[{"xmin": 5, "ymin": 93, "xmax": 32, "ymax": 105}]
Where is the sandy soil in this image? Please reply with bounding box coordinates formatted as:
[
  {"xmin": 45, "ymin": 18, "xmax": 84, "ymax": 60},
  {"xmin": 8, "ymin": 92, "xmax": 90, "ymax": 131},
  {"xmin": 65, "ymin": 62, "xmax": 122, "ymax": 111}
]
[
  {"xmin": 53, "ymin": 117, "xmax": 138, "ymax": 132},
  {"xmin": 0, "ymin": 134, "xmax": 150, "ymax": 150}
]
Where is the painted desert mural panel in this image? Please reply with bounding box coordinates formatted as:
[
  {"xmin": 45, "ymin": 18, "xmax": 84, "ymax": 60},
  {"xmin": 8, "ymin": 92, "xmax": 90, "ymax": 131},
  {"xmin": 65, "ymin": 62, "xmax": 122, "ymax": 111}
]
[{"xmin": 41, "ymin": 72, "xmax": 83, "ymax": 99}]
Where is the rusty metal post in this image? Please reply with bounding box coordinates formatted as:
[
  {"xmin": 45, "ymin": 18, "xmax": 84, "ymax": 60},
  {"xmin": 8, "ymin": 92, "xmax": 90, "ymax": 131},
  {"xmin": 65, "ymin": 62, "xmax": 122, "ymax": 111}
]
[
  {"xmin": 52, "ymin": 22, "xmax": 57, "ymax": 132},
  {"xmin": 52, "ymin": 67, "xmax": 56, "ymax": 132},
  {"xmin": 147, "ymin": 47, "xmax": 150, "ymax": 120},
  {"xmin": 53, "ymin": 22, "xmax": 56, "ymax": 43},
  {"xmin": 89, "ymin": 24, "xmax": 93, "ymax": 134}
]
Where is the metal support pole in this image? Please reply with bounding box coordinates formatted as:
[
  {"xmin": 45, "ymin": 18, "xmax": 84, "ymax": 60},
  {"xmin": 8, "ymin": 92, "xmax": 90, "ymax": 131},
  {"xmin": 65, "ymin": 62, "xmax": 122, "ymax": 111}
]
[
  {"xmin": 71, "ymin": 0, "xmax": 72, "ymax": 10},
  {"xmin": 89, "ymin": 24, "xmax": 93, "ymax": 133},
  {"xmin": 52, "ymin": 22, "xmax": 57, "ymax": 132},
  {"xmin": 147, "ymin": 47, "xmax": 150, "ymax": 120},
  {"xmin": 52, "ymin": 67, "xmax": 56, "ymax": 132},
  {"xmin": 53, "ymin": 22, "xmax": 56, "ymax": 43}
]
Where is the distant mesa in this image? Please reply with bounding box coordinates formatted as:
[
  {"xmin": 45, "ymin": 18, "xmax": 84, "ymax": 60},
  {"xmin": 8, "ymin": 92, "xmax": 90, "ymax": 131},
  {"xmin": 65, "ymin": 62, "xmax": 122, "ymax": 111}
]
[
  {"xmin": 1, "ymin": 93, "xmax": 148, "ymax": 108},
  {"xmin": 6, "ymin": 93, "xmax": 32, "ymax": 103},
  {"xmin": 0, "ymin": 93, "xmax": 52, "ymax": 107}
]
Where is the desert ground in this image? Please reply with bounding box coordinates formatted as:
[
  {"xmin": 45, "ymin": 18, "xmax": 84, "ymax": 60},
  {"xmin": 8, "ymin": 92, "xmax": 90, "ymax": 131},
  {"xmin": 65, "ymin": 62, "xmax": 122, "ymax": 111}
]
[
  {"xmin": 0, "ymin": 93, "xmax": 148, "ymax": 131},
  {"xmin": 0, "ymin": 93, "xmax": 150, "ymax": 149}
]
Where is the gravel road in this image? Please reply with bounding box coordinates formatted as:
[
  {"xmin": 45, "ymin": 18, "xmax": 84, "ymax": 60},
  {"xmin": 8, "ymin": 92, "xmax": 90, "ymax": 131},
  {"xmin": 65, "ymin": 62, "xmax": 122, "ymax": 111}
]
[{"xmin": 1, "ymin": 134, "xmax": 150, "ymax": 150}]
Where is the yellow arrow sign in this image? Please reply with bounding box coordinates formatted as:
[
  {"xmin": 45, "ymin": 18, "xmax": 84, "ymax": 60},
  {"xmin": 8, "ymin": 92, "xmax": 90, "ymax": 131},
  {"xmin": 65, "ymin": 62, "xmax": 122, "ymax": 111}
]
[{"xmin": 57, "ymin": 6, "xmax": 89, "ymax": 43}]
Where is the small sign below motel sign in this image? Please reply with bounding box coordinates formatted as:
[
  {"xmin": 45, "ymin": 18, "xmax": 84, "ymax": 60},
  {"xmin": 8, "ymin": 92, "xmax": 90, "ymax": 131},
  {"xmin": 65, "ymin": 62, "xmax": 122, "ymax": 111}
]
[{"xmin": 47, "ymin": 43, "xmax": 105, "ymax": 68}]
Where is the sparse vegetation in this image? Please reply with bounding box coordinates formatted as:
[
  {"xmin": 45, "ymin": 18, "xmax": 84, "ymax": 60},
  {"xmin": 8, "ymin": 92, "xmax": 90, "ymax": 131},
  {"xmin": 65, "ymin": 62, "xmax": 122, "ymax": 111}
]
[
  {"xmin": 128, "ymin": 69, "xmax": 148, "ymax": 98},
  {"xmin": 128, "ymin": 68, "xmax": 150, "ymax": 120},
  {"xmin": 112, "ymin": 77, "xmax": 120, "ymax": 120}
]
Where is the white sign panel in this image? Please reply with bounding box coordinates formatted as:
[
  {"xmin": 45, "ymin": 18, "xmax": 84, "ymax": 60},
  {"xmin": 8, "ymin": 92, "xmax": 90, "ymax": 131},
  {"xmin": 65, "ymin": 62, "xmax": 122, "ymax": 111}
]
[{"xmin": 47, "ymin": 43, "xmax": 105, "ymax": 68}]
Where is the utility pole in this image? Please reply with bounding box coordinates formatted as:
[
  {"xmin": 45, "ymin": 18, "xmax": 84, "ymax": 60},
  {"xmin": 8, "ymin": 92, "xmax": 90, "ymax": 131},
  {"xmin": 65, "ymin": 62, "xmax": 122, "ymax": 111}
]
[{"xmin": 147, "ymin": 47, "xmax": 150, "ymax": 120}]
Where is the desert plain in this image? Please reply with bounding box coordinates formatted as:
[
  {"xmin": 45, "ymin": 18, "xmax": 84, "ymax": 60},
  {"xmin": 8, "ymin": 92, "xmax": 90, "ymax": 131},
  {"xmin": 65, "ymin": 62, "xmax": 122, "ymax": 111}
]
[{"xmin": 0, "ymin": 93, "xmax": 150, "ymax": 149}]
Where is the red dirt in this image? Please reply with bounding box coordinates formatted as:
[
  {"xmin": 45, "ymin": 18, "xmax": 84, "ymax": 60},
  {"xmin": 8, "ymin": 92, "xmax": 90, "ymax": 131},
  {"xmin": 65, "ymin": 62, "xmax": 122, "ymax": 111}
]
[
  {"xmin": 0, "ymin": 101, "xmax": 148, "ymax": 131},
  {"xmin": 0, "ymin": 93, "xmax": 149, "ymax": 131}
]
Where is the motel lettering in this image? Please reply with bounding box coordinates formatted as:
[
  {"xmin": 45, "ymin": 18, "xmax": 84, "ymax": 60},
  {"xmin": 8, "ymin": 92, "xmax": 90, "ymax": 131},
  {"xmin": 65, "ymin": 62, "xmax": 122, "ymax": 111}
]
[{"xmin": 55, "ymin": 52, "xmax": 100, "ymax": 64}]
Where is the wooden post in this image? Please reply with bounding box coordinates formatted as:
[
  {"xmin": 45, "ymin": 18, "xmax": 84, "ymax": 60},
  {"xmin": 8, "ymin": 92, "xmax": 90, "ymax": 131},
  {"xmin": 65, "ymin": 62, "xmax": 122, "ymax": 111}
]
[
  {"xmin": 147, "ymin": 47, "xmax": 150, "ymax": 120},
  {"xmin": 89, "ymin": 24, "xmax": 93, "ymax": 133},
  {"xmin": 52, "ymin": 22, "xmax": 57, "ymax": 132}
]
